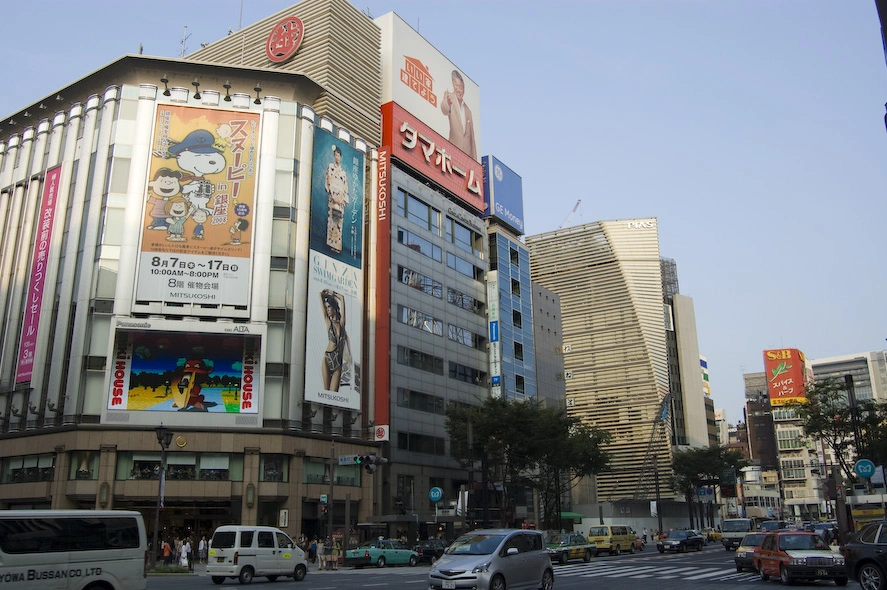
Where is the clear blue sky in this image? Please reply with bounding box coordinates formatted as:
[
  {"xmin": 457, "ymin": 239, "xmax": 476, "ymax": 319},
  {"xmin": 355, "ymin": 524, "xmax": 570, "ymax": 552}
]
[{"xmin": 3, "ymin": 1, "xmax": 885, "ymax": 426}]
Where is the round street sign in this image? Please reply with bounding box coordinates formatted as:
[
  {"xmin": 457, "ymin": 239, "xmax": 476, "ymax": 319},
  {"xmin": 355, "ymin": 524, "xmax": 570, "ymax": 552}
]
[
  {"xmin": 429, "ymin": 487, "xmax": 443, "ymax": 503},
  {"xmin": 855, "ymin": 458, "xmax": 876, "ymax": 479}
]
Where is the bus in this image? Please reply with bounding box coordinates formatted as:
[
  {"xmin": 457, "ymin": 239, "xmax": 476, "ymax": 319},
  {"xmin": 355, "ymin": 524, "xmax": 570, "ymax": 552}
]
[{"xmin": 0, "ymin": 510, "xmax": 147, "ymax": 590}]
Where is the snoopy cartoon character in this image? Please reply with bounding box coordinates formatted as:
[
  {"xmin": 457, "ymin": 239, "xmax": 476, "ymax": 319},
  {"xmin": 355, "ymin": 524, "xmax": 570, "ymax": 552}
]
[{"xmin": 168, "ymin": 129, "xmax": 226, "ymax": 214}]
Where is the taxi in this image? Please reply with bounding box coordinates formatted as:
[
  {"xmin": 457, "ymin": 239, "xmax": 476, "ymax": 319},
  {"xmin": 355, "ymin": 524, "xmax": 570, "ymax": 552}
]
[
  {"xmin": 701, "ymin": 527, "xmax": 723, "ymax": 543},
  {"xmin": 753, "ymin": 531, "xmax": 847, "ymax": 586},
  {"xmin": 544, "ymin": 532, "xmax": 595, "ymax": 563}
]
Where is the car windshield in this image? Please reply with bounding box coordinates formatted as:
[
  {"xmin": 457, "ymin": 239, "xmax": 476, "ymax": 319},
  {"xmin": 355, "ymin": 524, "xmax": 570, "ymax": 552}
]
[
  {"xmin": 723, "ymin": 520, "xmax": 751, "ymax": 532},
  {"xmin": 666, "ymin": 531, "xmax": 688, "ymax": 539},
  {"xmin": 545, "ymin": 534, "xmax": 567, "ymax": 544},
  {"xmin": 588, "ymin": 527, "xmax": 609, "ymax": 536},
  {"xmin": 741, "ymin": 534, "xmax": 767, "ymax": 547},
  {"xmin": 447, "ymin": 533, "xmax": 506, "ymax": 556},
  {"xmin": 780, "ymin": 534, "xmax": 829, "ymax": 551}
]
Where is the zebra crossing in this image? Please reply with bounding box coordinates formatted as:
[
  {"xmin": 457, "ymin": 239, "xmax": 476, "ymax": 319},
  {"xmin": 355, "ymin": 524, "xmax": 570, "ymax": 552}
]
[{"xmin": 551, "ymin": 561, "xmax": 760, "ymax": 583}]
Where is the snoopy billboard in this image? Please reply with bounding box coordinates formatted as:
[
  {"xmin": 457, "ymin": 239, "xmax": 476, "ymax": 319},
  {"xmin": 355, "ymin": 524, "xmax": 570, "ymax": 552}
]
[{"xmin": 136, "ymin": 104, "xmax": 261, "ymax": 308}]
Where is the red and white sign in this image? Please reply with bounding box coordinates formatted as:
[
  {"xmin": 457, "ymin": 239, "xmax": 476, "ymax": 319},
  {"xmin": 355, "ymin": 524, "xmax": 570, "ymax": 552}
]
[
  {"xmin": 266, "ymin": 16, "xmax": 305, "ymax": 63},
  {"xmin": 374, "ymin": 425, "xmax": 390, "ymax": 442},
  {"xmin": 381, "ymin": 102, "xmax": 484, "ymax": 211}
]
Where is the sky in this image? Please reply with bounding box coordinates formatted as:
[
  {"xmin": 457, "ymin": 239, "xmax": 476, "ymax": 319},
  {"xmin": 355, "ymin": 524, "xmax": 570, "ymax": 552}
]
[{"xmin": 2, "ymin": 1, "xmax": 886, "ymax": 425}]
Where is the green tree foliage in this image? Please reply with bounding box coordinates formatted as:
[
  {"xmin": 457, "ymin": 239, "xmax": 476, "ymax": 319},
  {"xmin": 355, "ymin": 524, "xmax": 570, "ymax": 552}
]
[
  {"xmin": 445, "ymin": 397, "xmax": 611, "ymax": 530},
  {"xmin": 671, "ymin": 445, "xmax": 747, "ymax": 528},
  {"xmin": 785, "ymin": 377, "xmax": 887, "ymax": 482}
]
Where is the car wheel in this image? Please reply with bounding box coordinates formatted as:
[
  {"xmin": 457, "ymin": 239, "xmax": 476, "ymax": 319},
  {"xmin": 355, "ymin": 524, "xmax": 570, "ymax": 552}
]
[
  {"xmin": 583, "ymin": 549, "xmax": 592, "ymax": 562},
  {"xmin": 835, "ymin": 578, "xmax": 848, "ymax": 587},
  {"xmin": 266, "ymin": 575, "xmax": 278, "ymax": 581},
  {"xmin": 293, "ymin": 564, "xmax": 307, "ymax": 582},
  {"xmin": 859, "ymin": 563, "xmax": 886, "ymax": 590},
  {"xmin": 696, "ymin": 542, "xmax": 702, "ymax": 552},
  {"xmin": 376, "ymin": 556, "xmax": 386, "ymax": 568},
  {"xmin": 409, "ymin": 555, "xmax": 418, "ymax": 567},
  {"xmin": 658, "ymin": 548, "xmax": 664, "ymax": 554},
  {"xmin": 559, "ymin": 552, "xmax": 568, "ymax": 564},
  {"xmin": 490, "ymin": 573, "xmax": 506, "ymax": 590},
  {"xmin": 629, "ymin": 543, "xmax": 635, "ymax": 554},
  {"xmin": 431, "ymin": 555, "xmax": 438, "ymax": 565},
  {"xmin": 238, "ymin": 566, "xmax": 255, "ymax": 584},
  {"xmin": 211, "ymin": 576, "xmax": 226, "ymax": 585},
  {"xmin": 759, "ymin": 565, "xmax": 769, "ymax": 582},
  {"xmin": 780, "ymin": 565, "xmax": 794, "ymax": 586},
  {"xmin": 541, "ymin": 568, "xmax": 554, "ymax": 590},
  {"xmin": 679, "ymin": 543, "xmax": 686, "ymax": 553},
  {"xmin": 614, "ymin": 545, "xmax": 621, "ymax": 555},
  {"xmin": 736, "ymin": 565, "xmax": 743, "ymax": 573}
]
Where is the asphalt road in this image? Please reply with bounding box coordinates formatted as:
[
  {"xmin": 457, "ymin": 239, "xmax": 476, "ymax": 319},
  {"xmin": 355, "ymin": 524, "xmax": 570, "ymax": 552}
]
[{"xmin": 146, "ymin": 542, "xmax": 857, "ymax": 590}]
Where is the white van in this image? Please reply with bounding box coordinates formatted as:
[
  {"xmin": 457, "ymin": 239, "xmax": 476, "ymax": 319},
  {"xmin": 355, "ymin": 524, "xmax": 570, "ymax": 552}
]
[
  {"xmin": 0, "ymin": 509, "xmax": 147, "ymax": 590},
  {"xmin": 207, "ymin": 525, "xmax": 307, "ymax": 584}
]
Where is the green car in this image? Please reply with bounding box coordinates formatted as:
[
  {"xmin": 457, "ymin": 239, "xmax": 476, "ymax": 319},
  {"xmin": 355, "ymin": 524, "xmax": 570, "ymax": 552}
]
[
  {"xmin": 545, "ymin": 532, "xmax": 596, "ymax": 563},
  {"xmin": 343, "ymin": 539, "xmax": 419, "ymax": 568}
]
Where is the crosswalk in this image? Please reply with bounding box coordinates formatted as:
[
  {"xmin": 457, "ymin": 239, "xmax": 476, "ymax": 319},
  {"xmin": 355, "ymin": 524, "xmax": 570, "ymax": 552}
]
[{"xmin": 552, "ymin": 561, "xmax": 760, "ymax": 583}]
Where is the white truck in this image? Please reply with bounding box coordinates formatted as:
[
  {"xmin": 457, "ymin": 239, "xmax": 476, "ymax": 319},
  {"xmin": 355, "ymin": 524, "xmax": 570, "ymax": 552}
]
[{"xmin": 721, "ymin": 517, "xmax": 755, "ymax": 550}]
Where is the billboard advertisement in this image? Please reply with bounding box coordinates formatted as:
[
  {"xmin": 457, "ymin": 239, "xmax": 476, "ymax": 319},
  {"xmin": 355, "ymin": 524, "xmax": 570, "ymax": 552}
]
[
  {"xmin": 377, "ymin": 12, "xmax": 482, "ymax": 162},
  {"xmin": 16, "ymin": 165, "xmax": 62, "ymax": 383},
  {"xmin": 487, "ymin": 273, "xmax": 502, "ymax": 399},
  {"xmin": 136, "ymin": 104, "xmax": 260, "ymax": 308},
  {"xmin": 763, "ymin": 348, "xmax": 807, "ymax": 406},
  {"xmin": 381, "ymin": 102, "xmax": 484, "ymax": 212},
  {"xmin": 304, "ymin": 129, "xmax": 365, "ymax": 411},
  {"xmin": 105, "ymin": 318, "xmax": 262, "ymax": 426},
  {"xmin": 482, "ymin": 155, "xmax": 525, "ymax": 236}
]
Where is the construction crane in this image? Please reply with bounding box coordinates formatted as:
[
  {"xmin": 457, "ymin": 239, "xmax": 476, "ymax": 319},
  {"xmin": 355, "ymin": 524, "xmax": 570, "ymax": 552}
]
[
  {"xmin": 558, "ymin": 199, "xmax": 581, "ymax": 229},
  {"xmin": 633, "ymin": 392, "xmax": 672, "ymax": 501}
]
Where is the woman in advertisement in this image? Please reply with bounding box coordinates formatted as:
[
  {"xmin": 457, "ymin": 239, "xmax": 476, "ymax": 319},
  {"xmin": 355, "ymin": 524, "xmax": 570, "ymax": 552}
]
[
  {"xmin": 320, "ymin": 289, "xmax": 349, "ymax": 392},
  {"xmin": 324, "ymin": 145, "xmax": 349, "ymax": 253}
]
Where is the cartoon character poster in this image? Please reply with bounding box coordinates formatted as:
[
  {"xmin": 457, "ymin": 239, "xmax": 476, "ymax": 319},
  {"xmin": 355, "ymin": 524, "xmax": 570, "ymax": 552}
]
[
  {"xmin": 136, "ymin": 104, "xmax": 261, "ymax": 307},
  {"xmin": 108, "ymin": 329, "xmax": 259, "ymax": 414}
]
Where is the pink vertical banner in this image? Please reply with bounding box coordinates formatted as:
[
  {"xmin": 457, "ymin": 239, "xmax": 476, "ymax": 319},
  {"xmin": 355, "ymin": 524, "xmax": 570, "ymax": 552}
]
[{"xmin": 16, "ymin": 165, "xmax": 62, "ymax": 383}]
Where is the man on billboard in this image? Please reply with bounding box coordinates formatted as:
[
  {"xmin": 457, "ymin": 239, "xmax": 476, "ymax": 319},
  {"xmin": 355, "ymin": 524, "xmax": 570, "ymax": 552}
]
[{"xmin": 441, "ymin": 70, "xmax": 477, "ymax": 159}]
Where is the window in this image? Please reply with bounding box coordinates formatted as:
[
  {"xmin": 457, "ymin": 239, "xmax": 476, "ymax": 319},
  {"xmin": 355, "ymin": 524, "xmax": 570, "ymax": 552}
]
[
  {"xmin": 399, "ymin": 266, "xmax": 442, "ymax": 298},
  {"xmin": 397, "ymin": 388, "xmax": 446, "ymax": 414},
  {"xmin": 398, "ymin": 305, "xmax": 443, "ymax": 336},
  {"xmin": 3, "ymin": 454, "xmax": 54, "ymax": 484},
  {"xmin": 510, "ymin": 247, "xmax": 519, "ymax": 266},
  {"xmin": 397, "ymin": 431, "xmax": 446, "ymax": 455},
  {"xmin": 447, "ymin": 287, "xmax": 483, "ymax": 315},
  {"xmin": 449, "ymin": 361, "xmax": 486, "ymax": 386},
  {"xmin": 447, "ymin": 252, "xmax": 483, "ymax": 280},
  {"xmin": 397, "ymin": 346, "xmax": 444, "ymax": 375},
  {"xmin": 514, "ymin": 342, "xmax": 524, "ymax": 361},
  {"xmin": 511, "ymin": 279, "xmax": 521, "ymax": 297},
  {"xmin": 261, "ymin": 454, "xmax": 287, "ymax": 482},
  {"xmin": 398, "ymin": 189, "xmax": 440, "ymax": 234},
  {"xmin": 513, "ymin": 310, "xmax": 522, "ymax": 329},
  {"xmin": 397, "ymin": 227, "xmax": 442, "ymax": 261},
  {"xmin": 515, "ymin": 375, "xmax": 526, "ymax": 395},
  {"xmin": 0, "ymin": 515, "xmax": 141, "ymax": 553}
]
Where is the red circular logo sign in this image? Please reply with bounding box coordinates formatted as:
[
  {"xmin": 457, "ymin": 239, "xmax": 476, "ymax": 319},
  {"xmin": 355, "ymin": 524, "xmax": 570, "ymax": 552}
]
[
  {"xmin": 375, "ymin": 427, "xmax": 386, "ymax": 440},
  {"xmin": 265, "ymin": 16, "xmax": 304, "ymax": 63}
]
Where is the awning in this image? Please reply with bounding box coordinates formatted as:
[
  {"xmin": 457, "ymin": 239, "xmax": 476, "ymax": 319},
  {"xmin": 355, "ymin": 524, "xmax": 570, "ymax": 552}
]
[{"xmin": 560, "ymin": 511, "xmax": 585, "ymax": 521}]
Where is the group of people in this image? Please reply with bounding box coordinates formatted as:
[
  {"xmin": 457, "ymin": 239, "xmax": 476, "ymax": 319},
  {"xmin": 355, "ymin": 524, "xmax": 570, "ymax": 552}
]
[
  {"xmin": 298, "ymin": 534, "xmax": 341, "ymax": 571},
  {"xmin": 159, "ymin": 534, "xmax": 208, "ymax": 570}
]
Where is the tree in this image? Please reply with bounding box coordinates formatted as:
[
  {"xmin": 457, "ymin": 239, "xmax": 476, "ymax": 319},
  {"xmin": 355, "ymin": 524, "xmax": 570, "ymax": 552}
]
[
  {"xmin": 445, "ymin": 397, "xmax": 610, "ymax": 530},
  {"xmin": 786, "ymin": 377, "xmax": 887, "ymax": 483},
  {"xmin": 670, "ymin": 445, "xmax": 747, "ymax": 528}
]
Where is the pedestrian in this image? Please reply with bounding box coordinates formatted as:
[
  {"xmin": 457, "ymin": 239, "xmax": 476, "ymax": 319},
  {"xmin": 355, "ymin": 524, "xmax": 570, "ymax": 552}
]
[
  {"xmin": 323, "ymin": 536, "xmax": 333, "ymax": 570},
  {"xmin": 643, "ymin": 528, "xmax": 648, "ymax": 543},
  {"xmin": 309, "ymin": 537, "xmax": 317, "ymax": 563},
  {"xmin": 162, "ymin": 538, "xmax": 172, "ymax": 566},
  {"xmin": 198, "ymin": 535, "xmax": 208, "ymax": 564},
  {"xmin": 331, "ymin": 537, "xmax": 341, "ymax": 570},
  {"xmin": 318, "ymin": 537, "xmax": 327, "ymax": 570},
  {"xmin": 182, "ymin": 537, "xmax": 193, "ymax": 570}
]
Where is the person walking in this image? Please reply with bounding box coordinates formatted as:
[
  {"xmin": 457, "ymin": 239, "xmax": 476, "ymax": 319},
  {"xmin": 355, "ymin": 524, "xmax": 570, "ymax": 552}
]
[
  {"xmin": 198, "ymin": 535, "xmax": 207, "ymax": 564},
  {"xmin": 331, "ymin": 537, "xmax": 341, "ymax": 570},
  {"xmin": 643, "ymin": 528, "xmax": 648, "ymax": 543},
  {"xmin": 318, "ymin": 537, "xmax": 328, "ymax": 571},
  {"xmin": 323, "ymin": 537, "xmax": 333, "ymax": 570},
  {"xmin": 309, "ymin": 537, "xmax": 317, "ymax": 563}
]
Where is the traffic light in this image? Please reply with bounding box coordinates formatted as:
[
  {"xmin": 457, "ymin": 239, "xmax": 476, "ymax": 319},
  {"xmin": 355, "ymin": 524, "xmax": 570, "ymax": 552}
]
[
  {"xmin": 356, "ymin": 453, "xmax": 388, "ymax": 474},
  {"xmin": 321, "ymin": 504, "xmax": 328, "ymax": 514}
]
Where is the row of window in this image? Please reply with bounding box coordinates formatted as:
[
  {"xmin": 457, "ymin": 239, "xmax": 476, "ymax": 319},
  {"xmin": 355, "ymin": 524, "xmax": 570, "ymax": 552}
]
[
  {"xmin": 397, "ymin": 227, "xmax": 485, "ymax": 282},
  {"xmin": 397, "ymin": 304, "xmax": 486, "ymax": 350},
  {"xmin": 396, "ymin": 345, "xmax": 488, "ymax": 386},
  {"xmin": 398, "ymin": 265, "xmax": 485, "ymax": 317},
  {"xmin": 396, "ymin": 188, "xmax": 485, "ymax": 259}
]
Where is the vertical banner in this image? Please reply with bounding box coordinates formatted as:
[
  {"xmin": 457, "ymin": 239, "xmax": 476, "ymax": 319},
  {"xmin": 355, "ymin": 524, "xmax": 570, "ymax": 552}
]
[
  {"xmin": 16, "ymin": 165, "xmax": 62, "ymax": 383},
  {"xmin": 304, "ymin": 130, "xmax": 365, "ymax": 410},
  {"xmin": 136, "ymin": 105, "xmax": 260, "ymax": 307},
  {"xmin": 486, "ymin": 272, "xmax": 501, "ymax": 399},
  {"xmin": 763, "ymin": 348, "xmax": 807, "ymax": 406},
  {"xmin": 374, "ymin": 146, "xmax": 392, "ymax": 428}
]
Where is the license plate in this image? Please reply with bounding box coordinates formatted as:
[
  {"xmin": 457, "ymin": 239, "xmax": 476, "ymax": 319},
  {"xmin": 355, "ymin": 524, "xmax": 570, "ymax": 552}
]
[
  {"xmin": 816, "ymin": 569, "xmax": 828, "ymax": 577},
  {"xmin": 442, "ymin": 581, "xmax": 456, "ymax": 589},
  {"xmin": 216, "ymin": 557, "xmax": 224, "ymax": 563}
]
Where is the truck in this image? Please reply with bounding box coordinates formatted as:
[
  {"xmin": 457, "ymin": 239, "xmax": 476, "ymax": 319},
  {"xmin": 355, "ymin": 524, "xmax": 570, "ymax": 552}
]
[{"xmin": 721, "ymin": 517, "xmax": 755, "ymax": 550}]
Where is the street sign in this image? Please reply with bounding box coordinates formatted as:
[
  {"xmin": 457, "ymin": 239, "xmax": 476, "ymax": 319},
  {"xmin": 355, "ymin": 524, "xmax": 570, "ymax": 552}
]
[
  {"xmin": 437, "ymin": 507, "xmax": 455, "ymax": 516},
  {"xmin": 320, "ymin": 494, "xmax": 328, "ymax": 504},
  {"xmin": 339, "ymin": 454, "xmax": 358, "ymax": 465},
  {"xmin": 855, "ymin": 459, "xmax": 876, "ymax": 479},
  {"xmin": 429, "ymin": 486, "xmax": 443, "ymax": 503}
]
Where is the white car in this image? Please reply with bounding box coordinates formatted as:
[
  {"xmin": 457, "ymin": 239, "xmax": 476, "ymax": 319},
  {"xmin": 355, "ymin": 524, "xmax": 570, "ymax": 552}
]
[{"xmin": 207, "ymin": 525, "xmax": 308, "ymax": 584}]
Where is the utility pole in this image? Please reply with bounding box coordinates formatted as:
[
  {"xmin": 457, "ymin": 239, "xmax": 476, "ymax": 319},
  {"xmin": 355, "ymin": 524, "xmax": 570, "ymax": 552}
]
[{"xmin": 327, "ymin": 439, "xmax": 335, "ymax": 537}]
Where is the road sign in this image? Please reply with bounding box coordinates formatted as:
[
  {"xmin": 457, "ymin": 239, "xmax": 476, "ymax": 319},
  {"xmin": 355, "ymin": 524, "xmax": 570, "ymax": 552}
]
[
  {"xmin": 429, "ymin": 487, "xmax": 443, "ymax": 503},
  {"xmin": 855, "ymin": 459, "xmax": 876, "ymax": 479},
  {"xmin": 339, "ymin": 454, "xmax": 359, "ymax": 465},
  {"xmin": 320, "ymin": 494, "xmax": 328, "ymax": 504}
]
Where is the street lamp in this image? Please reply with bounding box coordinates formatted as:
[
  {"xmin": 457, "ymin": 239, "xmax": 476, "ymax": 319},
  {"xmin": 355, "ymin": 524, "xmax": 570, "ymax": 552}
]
[{"xmin": 151, "ymin": 425, "xmax": 174, "ymax": 570}]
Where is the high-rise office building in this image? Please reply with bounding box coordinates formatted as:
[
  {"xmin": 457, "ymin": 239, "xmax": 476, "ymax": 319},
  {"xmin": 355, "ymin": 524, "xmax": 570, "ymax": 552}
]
[{"xmin": 526, "ymin": 218, "xmax": 672, "ymax": 501}]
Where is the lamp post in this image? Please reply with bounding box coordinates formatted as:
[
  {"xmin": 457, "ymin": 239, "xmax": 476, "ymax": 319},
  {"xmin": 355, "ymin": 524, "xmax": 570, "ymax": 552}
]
[{"xmin": 151, "ymin": 425, "xmax": 174, "ymax": 570}]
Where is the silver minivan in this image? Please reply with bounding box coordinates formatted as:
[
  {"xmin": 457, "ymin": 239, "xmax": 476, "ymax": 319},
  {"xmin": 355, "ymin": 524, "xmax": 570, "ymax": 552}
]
[
  {"xmin": 428, "ymin": 529, "xmax": 553, "ymax": 590},
  {"xmin": 206, "ymin": 525, "xmax": 307, "ymax": 584}
]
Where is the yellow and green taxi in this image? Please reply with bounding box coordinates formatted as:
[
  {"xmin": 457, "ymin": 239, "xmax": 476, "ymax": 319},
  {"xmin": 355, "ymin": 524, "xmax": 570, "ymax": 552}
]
[{"xmin": 545, "ymin": 532, "xmax": 596, "ymax": 563}]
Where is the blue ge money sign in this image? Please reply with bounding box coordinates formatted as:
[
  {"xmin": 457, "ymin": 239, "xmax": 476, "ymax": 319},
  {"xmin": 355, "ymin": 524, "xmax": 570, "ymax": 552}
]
[{"xmin": 855, "ymin": 458, "xmax": 876, "ymax": 479}]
